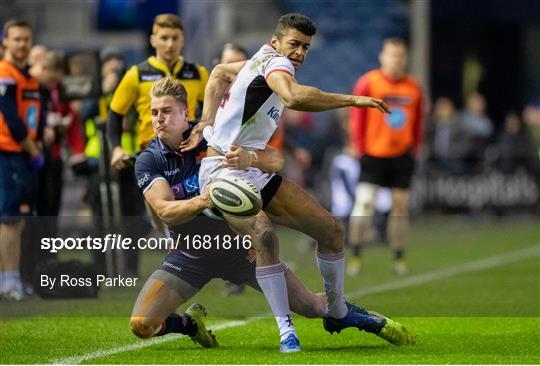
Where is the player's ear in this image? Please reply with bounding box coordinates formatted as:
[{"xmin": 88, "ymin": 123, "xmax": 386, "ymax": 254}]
[
  {"xmin": 150, "ymin": 34, "xmax": 156, "ymax": 49},
  {"xmin": 270, "ymin": 34, "xmax": 280, "ymax": 49}
]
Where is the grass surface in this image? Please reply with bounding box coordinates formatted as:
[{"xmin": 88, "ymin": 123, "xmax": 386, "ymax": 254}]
[{"xmin": 1, "ymin": 217, "xmax": 539, "ymax": 364}]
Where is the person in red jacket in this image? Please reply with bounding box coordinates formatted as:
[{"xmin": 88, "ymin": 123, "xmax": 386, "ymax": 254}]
[{"xmin": 348, "ymin": 38, "xmax": 423, "ymax": 276}]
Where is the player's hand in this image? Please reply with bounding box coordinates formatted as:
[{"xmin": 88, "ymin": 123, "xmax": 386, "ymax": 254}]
[
  {"xmin": 354, "ymin": 96, "xmax": 391, "ymax": 114},
  {"xmin": 224, "ymin": 145, "xmax": 253, "ymax": 170},
  {"xmin": 180, "ymin": 122, "xmax": 208, "ymax": 152},
  {"xmin": 200, "ymin": 181, "xmax": 215, "ymax": 209},
  {"xmin": 110, "ymin": 146, "xmax": 130, "ymax": 170}
]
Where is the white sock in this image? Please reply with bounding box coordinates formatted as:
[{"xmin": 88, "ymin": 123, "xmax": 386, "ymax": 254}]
[
  {"xmin": 316, "ymin": 250, "xmax": 348, "ymax": 318},
  {"xmin": 256, "ymin": 263, "xmax": 296, "ymax": 341}
]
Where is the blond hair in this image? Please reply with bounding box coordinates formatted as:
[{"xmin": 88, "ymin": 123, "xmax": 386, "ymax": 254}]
[
  {"xmin": 150, "ymin": 77, "xmax": 187, "ymax": 107},
  {"xmin": 153, "ymin": 14, "xmax": 183, "ymax": 33}
]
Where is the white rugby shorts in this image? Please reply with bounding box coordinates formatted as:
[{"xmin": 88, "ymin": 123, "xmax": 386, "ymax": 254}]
[{"xmin": 198, "ymin": 156, "xmax": 275, "ymax": 194}]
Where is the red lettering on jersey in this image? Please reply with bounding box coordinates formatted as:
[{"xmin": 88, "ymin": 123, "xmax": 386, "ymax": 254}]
[{"xmin": 219, "ymin": 92, "xmax": 230, "ymax": 109}]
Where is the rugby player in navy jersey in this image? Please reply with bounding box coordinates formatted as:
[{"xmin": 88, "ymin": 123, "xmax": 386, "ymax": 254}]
[
  {"xmin": 131, "ymin": 76, "xmax": 327, "ymax": 347},
  {"xmin": 131, "ymin": 76, "xmax": 413, "ymax": 350}
]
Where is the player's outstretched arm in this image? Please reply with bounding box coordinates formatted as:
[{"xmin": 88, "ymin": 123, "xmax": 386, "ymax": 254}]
[
  {"xmin": 266, "ymin": 71, "xmax": 390, "ymax": 114},
  {"xmin": 224, "ymin": 145, "xmax": 285, "ymax": 172},
  {"xmin": 143, "ymin": 180, "xmax": 213, "ymax": 226},
  {"xmin": 180, "ymin": 61, "xmax": 246, "ymax": 152}
]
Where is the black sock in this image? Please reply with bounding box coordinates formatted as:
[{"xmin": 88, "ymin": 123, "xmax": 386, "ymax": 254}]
[
  {"xmin": 155, "ymin": 313, "xmax": 197, "ymax": 337},
  {"xmin": 352, "ymin": 245, "xmax": 362, "ymax": 258},
  {"xmin": 394, "ymin": 250, "xmax": 404, "ymax": 260}
]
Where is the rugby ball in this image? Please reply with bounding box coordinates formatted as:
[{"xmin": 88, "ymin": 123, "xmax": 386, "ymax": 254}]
[{"xmin": 209, "ymin": 176, "xmax": 262, "ymax": 217}]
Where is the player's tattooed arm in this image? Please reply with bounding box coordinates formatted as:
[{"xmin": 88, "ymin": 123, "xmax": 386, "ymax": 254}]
[
  {"xmin": 180, "ymin": 61, "xmax": 246, "ymax": 152},
  {"xmin": 224, "ymin": 144, "xmax": 284, "ymax": 172},
  {"xmin": 266, "ymin": 71, "xmax": 390, "ymax": 114},
  {"xmin": 143, "ymin": 179, "xmax": 214, "ymax": 226}
]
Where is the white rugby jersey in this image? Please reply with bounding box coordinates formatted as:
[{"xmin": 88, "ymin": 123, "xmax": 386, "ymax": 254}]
[{"xmin": 204, "ymin": 44, "xmax": 295, "ymax": 153}]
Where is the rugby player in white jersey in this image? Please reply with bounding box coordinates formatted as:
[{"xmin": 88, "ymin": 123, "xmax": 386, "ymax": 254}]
[
  {"xmin": 181, "ymin": 14, "xmax": 413, "ymax": 352},
  {"xmin": 131, "ymin": 77, "xmax": 412, "ymax": 351}
]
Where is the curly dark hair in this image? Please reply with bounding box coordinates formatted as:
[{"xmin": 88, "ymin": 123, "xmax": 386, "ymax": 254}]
[{"xmin": 274, "ymin": 13, "xmax": 316, "ymax": 38}]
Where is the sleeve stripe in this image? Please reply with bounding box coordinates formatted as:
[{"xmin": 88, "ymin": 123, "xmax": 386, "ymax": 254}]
[
  {"xmin": 142, "ymin": 177, "xmax": 167, "ymax": 194},
  {"xmin": 265, "ymin": 68, "xmax": 293, "ymax": 80},
  {"xmin": 0, "ymin": 77, "xmax": 16, "ymax": 84}
]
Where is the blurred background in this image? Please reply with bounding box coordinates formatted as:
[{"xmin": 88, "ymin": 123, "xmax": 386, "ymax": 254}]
[{"xmin": 0, "ymin": 0, "xmax": 539, "ymax": 305}]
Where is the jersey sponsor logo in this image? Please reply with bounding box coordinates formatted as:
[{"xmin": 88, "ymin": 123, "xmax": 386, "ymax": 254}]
[
  {"xmin": 137, "ymin": 173, "xmax": 151, "ymax": 188},
  {"xmin": 22, "ymin": 89, "xmax": 40, "ymax": 100},
  {"xmin": 164, "ymin": 168, "xmax": 180, "ymax": 176},
  {"xmin": 171, "ymin": 182, "xmax": 186, "ymax": 200},
  {"xmin": 171, "ymin": 175, "xmax": 199, "ymax": 200},
  {"xmin": 180, "ymin": 70, "xmax": 194, "ymax": 79},
  {"xmin": 386, "ymin": 107, "xmax": 406, "ymax": 128},
  {"xmin": 183, "ymin": 175, "xmax": 199, "ymax": 196},
  {"xmin": 162, "ymin": 261, "xmax": 182, "ymax": 273},
  {"xmin": 384, "ymin": 95, "xmax": 412, "ymax": 106},
  {"xmin": 140, "ymin": 74, "xmax": 162, "ymax": 82},
  {"xmin": 267, "ymin": 106, "xmax": 280, "ymax": 122}
]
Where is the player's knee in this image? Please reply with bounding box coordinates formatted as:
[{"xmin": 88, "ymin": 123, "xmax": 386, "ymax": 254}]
[{"xmin": 130, "ymin": 316, "xmax": 159, "ymax": 339}]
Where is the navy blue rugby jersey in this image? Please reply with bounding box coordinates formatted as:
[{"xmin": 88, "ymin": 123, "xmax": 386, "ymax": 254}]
[{"xmin": 135, "ymin": 134, "xmax": 207, "ymax": 199}]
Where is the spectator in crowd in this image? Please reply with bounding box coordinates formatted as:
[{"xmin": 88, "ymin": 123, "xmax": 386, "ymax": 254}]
[
  {"xmin": 496, "ymin": 111, "xmax": 539, "ymax": 175},
  {"xmin": 19, "ymin": 51, "xmax": 85, "ymax": 291},
  {"xmin": 28, "ymin": 44, "xmax": 47, "ymax": 78},
  {"xmin": 0, "ymin": 19, "xmax": 44, "ymax": 300},
  {"xmin": 280, "ymin": 109, "xmax": 315, "ymax": 187},
  {"xmin": 428, "ymin": 96, "xmax": 470, "ymax": 175},
  {"xmin": 347, "ymin": 38, "xmax": 424, "ymax": 276},
  {"xmin": 78, "ymin": 49, "xmax": 130, "ymax": 275},
  {"xmin": 459, "ymin": 92, "xmax": 493, "ymax": 172},
  {"xmin": 522, "ymin": 99, "xmax": 540, "ymax": 153},
  {"xmin": 36, "ymin": 51, "xmax": 85, "ymax": 215},
  {"xmin": 220, "ymin": 42, "xmax": 248, "ymax": 64}
]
